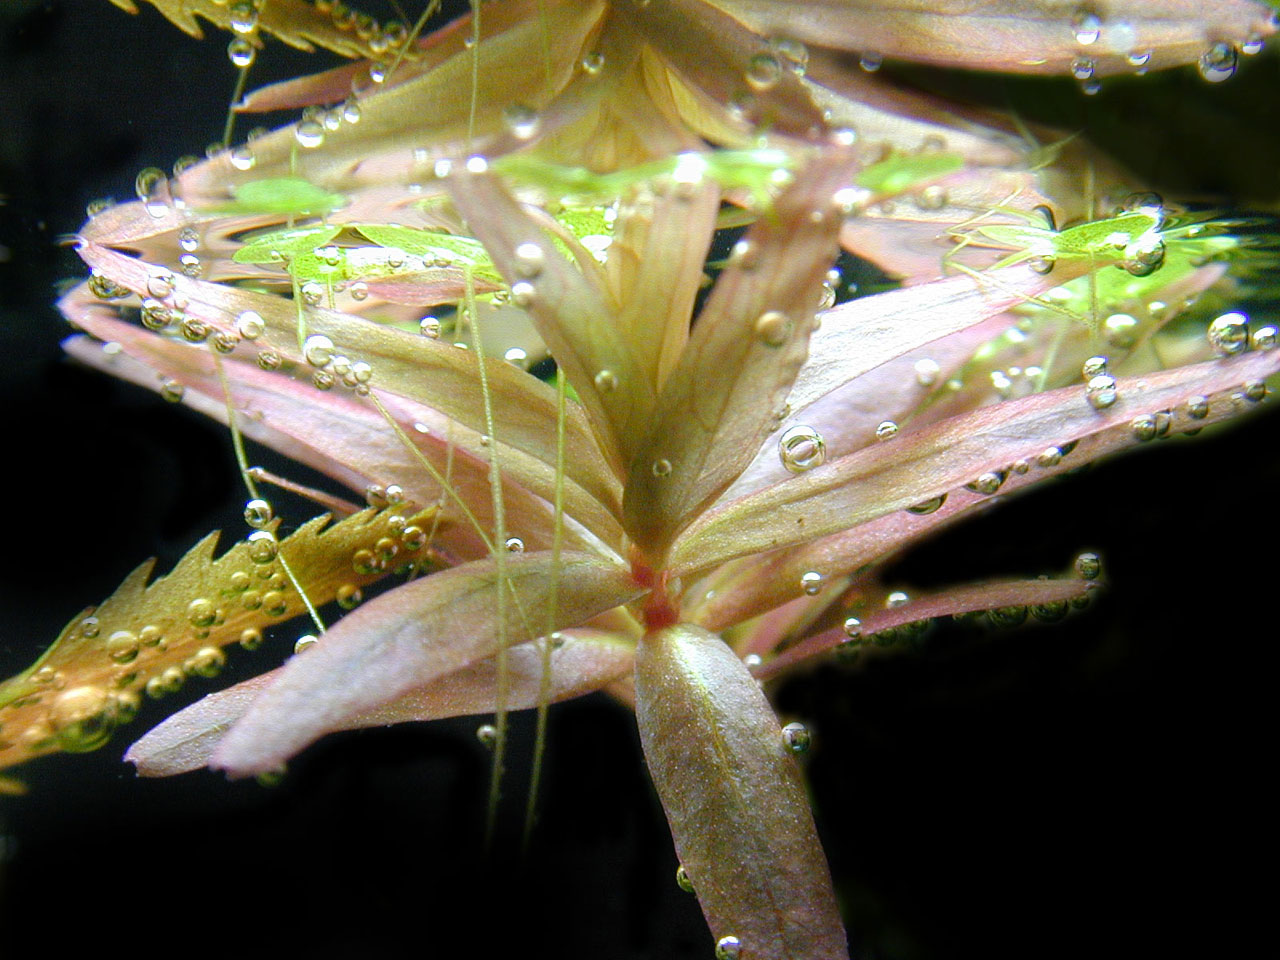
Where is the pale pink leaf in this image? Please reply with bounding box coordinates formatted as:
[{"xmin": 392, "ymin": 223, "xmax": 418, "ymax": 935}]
[
  {"xmin": 210, "ymin": 552, "xmax": 642, "ymax": 776},
  {"xmin": 635, "ymin": 624, "xmax": 849, "ymax": 959},
  {"xmin": 127, "ymin": 630, "xmax": 634, "ymax": 777},
  {"xmin": 672, "ymin": 348, "xmax": 1280, "ymax": 577}
]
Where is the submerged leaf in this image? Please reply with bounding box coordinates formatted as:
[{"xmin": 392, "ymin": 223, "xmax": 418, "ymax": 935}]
[
  {"xmin": 635, "ymin": 623, "xmax": 848, "ymax": 959},
  {"xmin": 210, "ymin": 552, "xmax": 642, "ymax": 776},
  {"xmin": 0, "ymin": 507, "xmax": 432, "ymax": 774},
  {"xmin": 128, "ymin": 630, "xmax": 635, "ymax": 777}
]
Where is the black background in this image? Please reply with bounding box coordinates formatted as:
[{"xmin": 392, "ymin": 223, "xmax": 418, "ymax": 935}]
[{"xmin": 0, "ymin": 3, "xmax": 1275, "ymax": 958}]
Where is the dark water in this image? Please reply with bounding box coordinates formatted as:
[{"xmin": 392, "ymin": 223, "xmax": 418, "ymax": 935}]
[{"xmin": 0, "ymin": 4, "xmax": 1275, "ymax": 958}]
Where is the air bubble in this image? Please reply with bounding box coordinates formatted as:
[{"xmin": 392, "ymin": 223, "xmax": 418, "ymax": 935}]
[
  {"xmin": 778, "ymin": 425, "xmax": 826, "ymax": 473},
  {"xmin": 581, "ymin": 51, "xmax": 605, "ymax": 75},
  {"xmin": 476, "ymin": 724, "xmax": 497, "ymax": 748},
  {"xmin": 228, "ymin": 37, "xmax": 256, "ymax": 67},
  {"xmin": 514, "ymin": 241, "xmax": 545, "ymax": 278},
  {"xmin": 1074, "ymin": 552, "xmax": 1102, "ymax": 580},
  {"xmin": 1198, "ymin": 42, "xmax": 1238, "ymax": 83},
  {"xmin": 505, "ymin": 537, "xmax": 525, "ymax": 553},
  {"xmin": 229, "ymin": 145, "xmax": 256, "ymax": 170},
  {"xmin": 886, "ymin": 591, "xmax": 910, "ymax": 608},
  {"xmin": 906, "ymin": 494, "xmax": 946, "ymax": 515},
  {"xmin": 842, "ymin": 617, "xmax": 863, "ymax": 640},
  {"xmin": 1085, "ymin": 374, "xmax": 1118, "ymax": 410},
  {"xmin": 247, "ymin": 530, "xmax": 278, "ymax": 564},
  {"xmin": 244, "ymin": 499, "xmax": 274, "ymax": 528},
  {"xmin": 1071, "ymin": 56, "xmax": 1095, "ymax": 80},
  {"xmin": 160, "ymin": 379, "xmax": 186, "ymax": 403},
  {"xmin": 1207, "ymin": 312, "xmax": 1249, "ymax": 356},
  {"xmin": 295, "ymin": 120, "xmax": 326, "ymax": 149},
  {"xmin": 675, "ymin": 865, "xmax": 695, "ymax": 893},
  {"xmin": 304, "ymin": 334, "xmax": 335, "ymax": 367},
  {"xmin": 782, "ymin": 721, "xmax": 811, "ymax": 754},
  {"xmin": 746, "ymin": 52, "xmax": 783, "ymax": 91},
  {"xmin": 185, "ymin": 646, "xmax": 226, "ymax": 678},
  {"xmin": 135, "ymin": 167, "xmax": 171, "ymax": 219},
  {"xmin": 593, "ymin": 369, "xmax": 618, "ymax": 392},
  {"xmin": 502, "ymin": 104, "xmax": 540, "ymax": 140},
  {"xmin": 1130, "ymin": 415, "xmax": 1158, "ymax": 442},
  {"xmin": 800, "ymin": 571, "xmax": 824, "ymax": 595},
  {"xmin": 874, "ymin": 420, "xmax": 899, "ymax": 442},
  {"xmin": 1072, "ymin": 10, "xmax": 1101, "ymax": 45},
  {"xmin": 236, "ymin": 310, "xmax": 265, "ymax": 340},
  {"xmin": 754, "ymin": 310, "xmax": 792, "ymax": 346},
  {"xmin": 294, "ymin": 635, "xmax": 319, "ymax": 655},
  {"xmin": 1249, "ymin": 325, "xmax": 1277, "ymax": 351},
  {"xmin": 859, "ymin": 52, "xmax": 882, "ymax": 72},
  {"xmin": 106, "ymin": 630, "xmax": 140, "ymax": 665},
  {"xmin": 419, "ymin": 316, "xmax": 442, "ymax": 338},
  {"xmin": 187, "ymin": 598, "xmax": 216, "ymax": 629},
  {"xmin": 652, "ymin": 459, "xmax": 672, "ymax": 477},
  {"xmin": 511, "ymin": 282, "xmax": 536, "ymax": 308},
  {"xmin": 1081, "ymin": 356, "xmax": 1109, "ymax": 379}
]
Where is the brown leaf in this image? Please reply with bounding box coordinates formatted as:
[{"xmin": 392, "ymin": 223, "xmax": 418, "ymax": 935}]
[{"xmin": 635, "ymin": 623, "xmax": 848, "ymax": 959}]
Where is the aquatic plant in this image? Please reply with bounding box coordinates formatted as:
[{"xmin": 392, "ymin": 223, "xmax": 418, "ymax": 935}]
[{"xmin": 3, "ymin": 2, "xmax": 1279, "ymax": 957}]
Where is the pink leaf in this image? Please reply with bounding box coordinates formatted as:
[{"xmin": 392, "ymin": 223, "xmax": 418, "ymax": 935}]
[
  {"xmin": 635, "ymin": 623, "xmax": 849, "ymax": 960},
  {"xmin": 210, "ymin": 551, "xmax": 642, "ymax": 776},
  {"xmin": 127, "ymin": 630, "xmax": 634, "ymax": 777}
]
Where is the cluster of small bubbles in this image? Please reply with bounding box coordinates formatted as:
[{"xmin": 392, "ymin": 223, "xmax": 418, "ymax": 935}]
[
  {"xmin": 1075, "ymin": 552, "xmax": 1102, "ymax": 580},
  {"xmin": 782, "ymin": 721, "xmax": 811, "ymax": 754},
  {"xmin": 419, "ymin": 316, "xmax": 442, "ymax": 338},
  {"xmin": 593, "ymin": 369, "xmax": 618, "ymax": 392},
  {"xmin": 294, "ymin": 635, "xmax": 319, "ymax": 655},
  {"xmin": 778, "ymin": 425, "xmax": 827, "ymax": 473},
  {"xmin": 160, "ymin": 379, "xmax": 186, "ymax": 403},
  {"xmin": 257, "ymin": 348, "xmax": 283, "ymax": 370},
  {"xmin": 800, "ymin": 571, "xmax": 824, "ymax": 596},
  {"xmin": 581, "ymin": 50, "xmax": 605, "ymax": 75},
  {"xmin": 987, "ymin": 605, "xmax": 1028, "ymax": 628},
  {"xmin": 504, "ymin": 537, "xmax": 526, "ymax": 553},
  {"xmin": 476, "ymin": 723, "xmax": 498, "ymax": 748},
  {"xmin": 336, "ymin": 584, "xmax": 363, "ymax": 610},
  {"xmin": 859, "ymin": 52, "xmax": 882, "ymax": 72},
  {"xmin": 106, "ymin": 630, "xmax": 140, "ymax": 665},
  {"xmin": 180, "ymin": 316, "xmax": 211, "ymax": 343},
  {"xmin": 1085, "ymin": 374, "xmax": 1118, "ymax": 410},
  {"xmin": 874, "ymin": 420, "xmax": 899, "ymax": 442},
  {"xmin": 886, "ymin": 590, "xmax": 910, "ymax": 608},
  {"xmin": 1207, "ymin": 312, "xmax": 1249, "ymax": 356},
  {"xmin": 1243, "ymin": 379, "xmax": 1267, "ymax": 402},
  {"xmin": 906, "ymin": 494, "xmax": 947, "ymax": 515},
  {"xmin": 1103, "ymin": 313, "xmax": 1139, "ymax": 348},
  {"xmin": 146, "ymin": 667, "xmax": 186, "ymax": 699},
  {"xmin": 228, "ymin": 37, "xmax": 256, "ymax": 67},
  {"xmin": 247, "ymin": 530, "xmax": 279, "ymax": 564},
  {"xmin": 675, "ymin": 865, "xmax": 695, "ymax": 893},
  {"xmin": 229, "ymin": 144, "xmax": 256, "ymax": 171},
  {"xmin": 1072, "ymin": 8, "xmax": 1102, "ymax": 45},
  {"xmin": 1249, "ymin": 325, "xmax": 1278, "ymax": 351},
  {"xmin": 1198, "ymin": 42, "xmax": 1238, "ymax": 83},
  {"xmin": 746, "ymin": 51, "xmax": 784, "ymax": 91},
  {"xmin": 652, "ymin": 458, "xmax": 673, "ymax": 477},
  {"xmin": 184, "ymin": 647, "xmax": 226, "ymax": 679}
]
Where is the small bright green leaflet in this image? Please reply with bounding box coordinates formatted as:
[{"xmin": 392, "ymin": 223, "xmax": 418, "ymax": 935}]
[
  {"xmin": 233, "ymin": 225, "xmax": 343, "ymax": 265},
  {"xmin": 856, "ymin": 151, "xmax": 964, "ymax": 194},
  {"xmin": 211, "ymin": 177, "xmax": 347, "ymax": 216}
]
